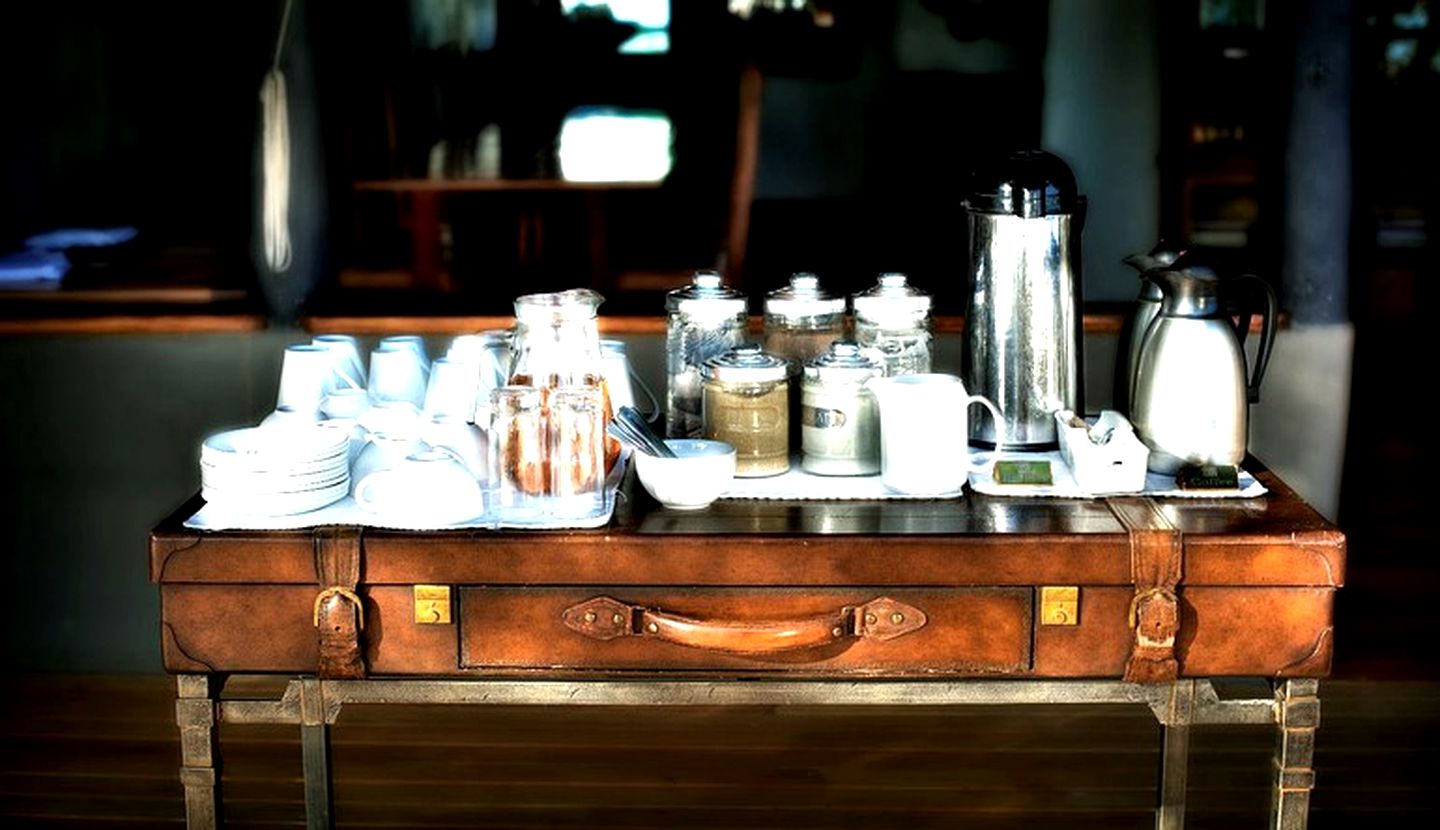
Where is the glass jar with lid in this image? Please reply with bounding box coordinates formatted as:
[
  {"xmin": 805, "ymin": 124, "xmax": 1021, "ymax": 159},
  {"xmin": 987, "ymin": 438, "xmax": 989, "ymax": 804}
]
[
  {"xmin": 851, "ymin": 273, "xmax": 933, "ymax": 377},
  {"xmin": 763, "ymin": 273, "xmax": 846, "ymax": 369},
  {"xmin": 701, "ymin": 343, "xmax": 790, "ymax": 478},
  {"xmin": 801, "ymin": 341, "xmax": 883, "ymax": 476},
  {"xmin": 665, "ymin": 270, "xmax": 748, "ymax": 438}
]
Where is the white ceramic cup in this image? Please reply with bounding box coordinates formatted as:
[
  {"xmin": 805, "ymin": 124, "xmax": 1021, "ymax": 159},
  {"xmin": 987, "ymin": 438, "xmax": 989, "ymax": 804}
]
[
  {"xmin": 368, "ymin": 347, "xmax": 428, "ymax": 408},
  {"xmin": 377, "ymin": 335, "xmax": 431, "ymax": 371},
  {"xmin": 446, "ymin": 334, "xmax": 486, "ymax": 364},
  {"xmin": 321, "ymin": 387, "xmax": 371, "ymax": 420},
  {"xmin": 600, "ymin": 339, "xmax": 636, "ymax": 413},
  {"xmin": 353, "ymin": 448, "xmax": 484, "ymax": 524},
  {"xmin": 311, "ymin": 334, "xmax": 366, "ymax": 391},
  {"xmin": 422, "ymin": 416, "xmax": 490, "ymax": 482},
  {"xmin": 423, "ymin": 358, "xmax": 480, "ymax": 422},
  {"xmin": 866, "ymin": 374, "xmax": 1004, "ymax": 496},
  {"xmin": 276, "ymin": 344, "xmax": 334, "ymax": 415}
]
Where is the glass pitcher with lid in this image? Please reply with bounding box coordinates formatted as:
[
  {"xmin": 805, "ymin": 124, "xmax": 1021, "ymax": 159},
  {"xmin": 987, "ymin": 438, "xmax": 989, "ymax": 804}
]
[
  {"xmin": 509, "ymin": 288, "xmax": 606, "ymax": 388},
  {"xmin": 505, "ymin": 288, "xmax": 618, "ymax": 491}
]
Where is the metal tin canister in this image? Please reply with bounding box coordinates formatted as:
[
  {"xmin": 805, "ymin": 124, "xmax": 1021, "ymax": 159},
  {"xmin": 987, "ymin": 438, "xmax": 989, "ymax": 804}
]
[
  {"xmin": 801, "ymin": 341, "xmax": 883, "ymax": 476},
  {"xmin": 701, "ymin": 344, "xmax": 790, "ymax": 477}
]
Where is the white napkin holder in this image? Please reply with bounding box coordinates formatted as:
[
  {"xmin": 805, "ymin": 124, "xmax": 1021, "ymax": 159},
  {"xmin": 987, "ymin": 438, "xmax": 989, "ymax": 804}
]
[{"xmin": 1055, "ymin": 409, "xmax": 1149, "ymax": 494}]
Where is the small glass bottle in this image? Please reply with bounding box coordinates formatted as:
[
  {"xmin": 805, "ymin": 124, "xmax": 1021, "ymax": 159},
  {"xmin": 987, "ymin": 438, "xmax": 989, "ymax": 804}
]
[
  {"xmin": 665, "ymin": 270, "xmax": 748, "ymax": 438},
  {"xmin": 491, "ymin": 385, "xmax": 546, "ymax": 508},
  {"xmin": 701, "ymin": 344, "xmax": 791, "ymax": 478},
  {"xmin": 851, "ymin": 273, "xmax": 933, "ymax": 377},
  {"xmin": 801, "ymin": 341, "xmax": 883, "ymax": 476},
  {"xmin": 547, "ymin": 385, "xmax": 607, "ymax": 518},
  {"xmin": 763, "ymin": 273, "xmax": 846, "ymax": 369}
]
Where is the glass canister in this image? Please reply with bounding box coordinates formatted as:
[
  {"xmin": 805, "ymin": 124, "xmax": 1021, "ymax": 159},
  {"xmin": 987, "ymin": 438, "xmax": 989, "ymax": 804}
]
[
  {"xmin": 665, "ymin": 270, "xmax": 748, "ymax": 438},
  {"xmin": 851, "ymin": 273, "xmax": 933, "ymax": 376},
  {"xmin": 763, "ymin": 273, "xmax": 846, "ymax": 368},
  {"xmin": 801, "ymin": 341, "xmax": 883, "ymax": 476},
  {"xmin": 701, "ymin": 344, "xmax": 790, "ymax": 477}
]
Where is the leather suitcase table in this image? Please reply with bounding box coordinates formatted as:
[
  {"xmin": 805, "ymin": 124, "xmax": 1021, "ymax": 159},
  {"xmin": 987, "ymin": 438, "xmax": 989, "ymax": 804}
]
[{"xmin": 150, "ymin": 466, "xmax": 1343, "ymax": 830}]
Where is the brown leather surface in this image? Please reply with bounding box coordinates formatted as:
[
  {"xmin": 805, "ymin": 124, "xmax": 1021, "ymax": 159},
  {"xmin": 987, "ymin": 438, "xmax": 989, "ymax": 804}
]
[
  {"xmin": 158, "ymin": 583, "xmax": 1335, "ymax": 677},
  {"xmin": 161, "ymin": 585, "xmax": 458, "ymax": 675},
  {"xmin": 161, "ymin": 585, "xmax": 317, "ymax": 672},
  {"xmin": 148, "ymin": 530, "xmax": 1344, "ymax": 589},
  {"xmin": 314, "ymin": 527, "xmax": 365, "ymax": 679},
  {"xmin": 1032, "ymin": 587, "xmax": 1133, "ymax": 676},
  {"xmin": 1177, "ymin": 587, "xmax": 1335, "ymax": 676},
  {"xmin": 150, "ymin": 468, "xmax": 1344, "ymax": 590},
  {"xmin": 150, "ymin": 467, "xmax": 1343, "ymax": 678},
  {"xmin": 461, "ymin": 588, "xmax": 1031, "ymax": 675}
]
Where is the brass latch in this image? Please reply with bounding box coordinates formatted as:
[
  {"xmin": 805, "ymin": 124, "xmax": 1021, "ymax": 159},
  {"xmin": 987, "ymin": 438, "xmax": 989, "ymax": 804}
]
[
  {"xmin": 1040, "ymin": 586, "xmax": 1079, "ymax": 626},
  {"xmin": 413, "ymin": 585, "xmax": 452, "ymax": 624}
]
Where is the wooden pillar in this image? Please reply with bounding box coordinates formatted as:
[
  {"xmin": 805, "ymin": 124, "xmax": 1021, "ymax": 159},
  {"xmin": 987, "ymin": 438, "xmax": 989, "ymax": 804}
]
[{"xmin": 1282, "ymin": 0, "xmax": 1352, "ymax": 324}]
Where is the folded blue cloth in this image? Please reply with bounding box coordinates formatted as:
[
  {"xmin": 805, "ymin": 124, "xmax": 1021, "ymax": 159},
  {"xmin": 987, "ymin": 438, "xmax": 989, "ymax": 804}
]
[
  {"xmin": 25, "ymin": 226, "xmax": 138, "ymax": 250},
  {"xmin": 0, "ymin": 249, "xmax": 71, "ymax": 284}
]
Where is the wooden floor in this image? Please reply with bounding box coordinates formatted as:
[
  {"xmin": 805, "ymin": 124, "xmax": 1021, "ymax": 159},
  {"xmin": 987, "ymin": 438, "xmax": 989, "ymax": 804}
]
[{"xmin": 0, "ymin": 674, "xmax": 1436, "ymax": 829}]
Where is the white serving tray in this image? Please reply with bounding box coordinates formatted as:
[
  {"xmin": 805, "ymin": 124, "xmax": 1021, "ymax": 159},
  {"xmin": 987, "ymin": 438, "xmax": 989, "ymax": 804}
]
[{"xmin": 184, "ymin": 452, "xmax": 629, "ymax": 532}]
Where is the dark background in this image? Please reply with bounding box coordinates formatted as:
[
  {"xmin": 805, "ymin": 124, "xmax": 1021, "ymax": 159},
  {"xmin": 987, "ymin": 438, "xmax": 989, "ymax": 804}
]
[{"xmin": 0, "ymin": 0, "xmax": 1433, "ymax": 679}]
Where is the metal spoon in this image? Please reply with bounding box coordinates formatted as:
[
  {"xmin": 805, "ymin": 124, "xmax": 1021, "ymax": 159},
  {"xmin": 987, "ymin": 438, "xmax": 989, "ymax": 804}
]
[
  {"xmin": 607, "ymin": 421, "xmax": 659, "ymax": 457},
  {"xmin": 617, "ymin": 406, "xmax": 675, "ymax": 457}
]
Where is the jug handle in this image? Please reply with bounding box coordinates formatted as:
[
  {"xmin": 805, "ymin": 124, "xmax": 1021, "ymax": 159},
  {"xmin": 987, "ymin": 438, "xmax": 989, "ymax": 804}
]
[
  {"xmin": 1237, "ymin": 275, "xmax": 1278, "ymax": 404},
  {"xmin": 965, "ymin": 394, "xmax": 1006, "ymax": 474}
]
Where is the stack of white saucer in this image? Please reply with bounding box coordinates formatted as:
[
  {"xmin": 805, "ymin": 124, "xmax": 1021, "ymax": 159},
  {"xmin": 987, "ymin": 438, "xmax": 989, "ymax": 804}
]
[{"xmin": 200, "ymin": 425, "xmax": 351, "ymax": 516}]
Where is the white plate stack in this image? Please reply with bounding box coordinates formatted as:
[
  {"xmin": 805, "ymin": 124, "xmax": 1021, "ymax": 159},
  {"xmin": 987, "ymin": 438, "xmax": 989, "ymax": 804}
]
[{"xmin": 200, "ymin": 426, "xmax": 351, "ymax": 516}]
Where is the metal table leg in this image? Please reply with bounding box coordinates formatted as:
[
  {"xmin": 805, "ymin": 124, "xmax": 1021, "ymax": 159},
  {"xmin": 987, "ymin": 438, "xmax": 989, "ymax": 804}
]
[
  {"xmin": 1270, "ymin": 679, "xmax": 1319, "ymax": 830},
  {"xmin": 1156, "ymin": 680, "xmax": 1196, "ymax": 830},
  {"xmin": 300, "ymin": 679, "xmax": 335, "ymax": 830},
  {"xmin": 175, "ymin": 674, "xmax": 222, "ymax": 830},
  {"xmin": 197, "ymin": 676, "xmax": 1315, "ymax": 829}
]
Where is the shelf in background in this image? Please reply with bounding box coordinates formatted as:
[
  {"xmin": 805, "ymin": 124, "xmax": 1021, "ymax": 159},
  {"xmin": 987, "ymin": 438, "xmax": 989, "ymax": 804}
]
[{"xmin": 354, "ymin": 178, "xmax": 665, "ymax": 193}]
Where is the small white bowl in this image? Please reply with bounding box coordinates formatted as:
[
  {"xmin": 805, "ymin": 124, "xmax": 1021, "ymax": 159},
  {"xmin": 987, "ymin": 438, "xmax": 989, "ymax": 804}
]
[{"xmin": 634, "ymin": 439, "xmax": 736, "ymax": 510}]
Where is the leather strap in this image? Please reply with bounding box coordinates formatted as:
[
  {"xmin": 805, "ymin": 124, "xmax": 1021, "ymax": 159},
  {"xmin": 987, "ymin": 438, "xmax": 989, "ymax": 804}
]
[
  {"xmin": 1107, "ymin": 498, "xmax": 1183, "ymax": 683},
  {"xmin": 313, "ymin": 526, "xmax": 365, "ymax": 679}
]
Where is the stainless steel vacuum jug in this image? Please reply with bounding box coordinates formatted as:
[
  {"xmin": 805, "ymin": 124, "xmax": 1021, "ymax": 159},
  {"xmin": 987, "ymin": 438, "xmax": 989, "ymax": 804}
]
[{"xmin": 961, "ymin": 150, "xmax": 1086, "ymax": 450}]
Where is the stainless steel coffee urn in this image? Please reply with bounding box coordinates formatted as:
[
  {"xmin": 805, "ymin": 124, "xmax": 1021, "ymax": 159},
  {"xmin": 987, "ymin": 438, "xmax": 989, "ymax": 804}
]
[{"xmin": 961, "ymin": 149, "xmax": 1086, "ymax": 450}]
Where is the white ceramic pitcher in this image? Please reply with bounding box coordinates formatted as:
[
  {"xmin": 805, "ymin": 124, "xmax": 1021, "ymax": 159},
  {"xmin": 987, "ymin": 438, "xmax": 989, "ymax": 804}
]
[{"xmin": 866, "ymin": 374, "xmax": 1004, "ymax": 496}]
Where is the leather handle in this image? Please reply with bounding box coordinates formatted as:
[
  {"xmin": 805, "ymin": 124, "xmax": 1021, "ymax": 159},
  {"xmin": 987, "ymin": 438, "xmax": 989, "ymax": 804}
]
[{"xmin": 562, "ymin": 596, "xmax": 926, "ymax": 655}]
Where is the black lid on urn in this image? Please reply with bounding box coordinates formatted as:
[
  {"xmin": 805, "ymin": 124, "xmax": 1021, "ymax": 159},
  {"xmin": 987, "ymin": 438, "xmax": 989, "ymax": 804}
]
[{"xmin": 965, "ymin": 149, "xmax": 1083, "ymax": 218}]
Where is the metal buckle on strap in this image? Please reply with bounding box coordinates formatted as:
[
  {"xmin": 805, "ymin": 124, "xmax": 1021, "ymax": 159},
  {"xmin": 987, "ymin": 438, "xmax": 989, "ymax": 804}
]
[
  {"xmin": 1128, "ymin": 586, "xmax": 1178, "ymax": 629},
  {"xmin": 313, "ymin": 586, "xmax": 365, "ymax": 629}
]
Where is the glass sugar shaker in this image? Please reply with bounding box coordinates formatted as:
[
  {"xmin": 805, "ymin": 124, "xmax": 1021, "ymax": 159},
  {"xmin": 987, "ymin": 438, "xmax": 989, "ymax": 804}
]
[
  {"xmin": 763, "ymin": 273, "xmax": 846, "ymax": 369},
  {"xmin": 852, "ymin": 272, "xmax": 933, "ymax": 377},
  {"xmin": 801, "ymin": 341, "xmax": 883, "ymax": 476},
  {"xmin": 665, "ymin": 270, "xmax": 748, "ymax": 438},
  {"xmin": 701, "ymin": 344, "xmax": 791, "ymax": 478}
]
